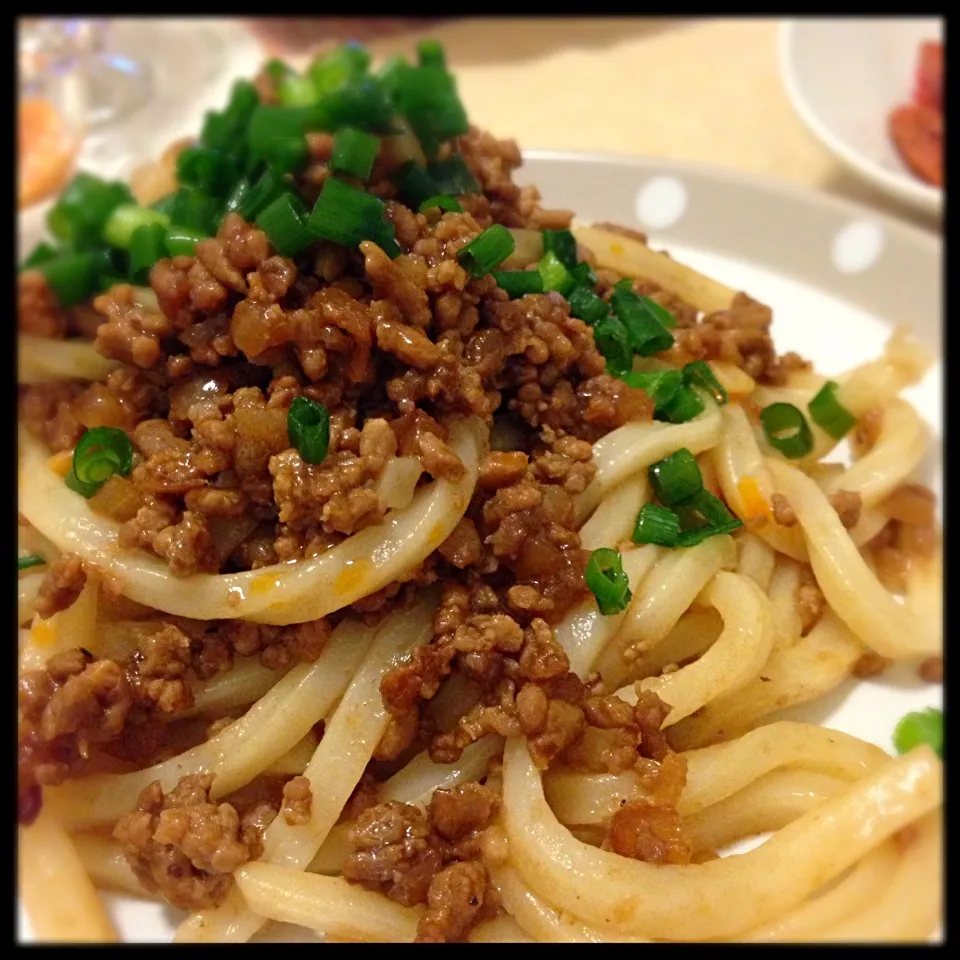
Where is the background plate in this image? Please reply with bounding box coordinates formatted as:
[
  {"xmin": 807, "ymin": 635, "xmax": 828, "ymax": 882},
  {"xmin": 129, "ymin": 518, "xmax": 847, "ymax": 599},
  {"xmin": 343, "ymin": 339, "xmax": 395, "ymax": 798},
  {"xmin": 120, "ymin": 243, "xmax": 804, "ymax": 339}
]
[{"xmin": 18, "ymin": 152, "xmax": 943, "ymax": 942}]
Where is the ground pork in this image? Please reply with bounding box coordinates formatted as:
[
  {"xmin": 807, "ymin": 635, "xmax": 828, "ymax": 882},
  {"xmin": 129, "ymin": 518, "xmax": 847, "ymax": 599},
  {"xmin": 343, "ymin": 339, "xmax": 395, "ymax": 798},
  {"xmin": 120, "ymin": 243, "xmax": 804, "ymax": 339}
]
[
  {"xmin": 33, "ymin": 553, "xmax": 87, "ymax": 619},
  {"xmin": 18, "ymin": 270, "xmax": 67, "ymax": 338}
]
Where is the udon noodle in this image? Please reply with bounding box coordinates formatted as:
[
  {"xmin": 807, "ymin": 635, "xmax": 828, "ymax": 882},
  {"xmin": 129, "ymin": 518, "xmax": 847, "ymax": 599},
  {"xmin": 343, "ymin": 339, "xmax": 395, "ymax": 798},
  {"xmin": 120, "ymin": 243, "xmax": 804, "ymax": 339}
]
[{"xmin": 17, "ymin": 39, "xmax": 941, "ymax": 944}]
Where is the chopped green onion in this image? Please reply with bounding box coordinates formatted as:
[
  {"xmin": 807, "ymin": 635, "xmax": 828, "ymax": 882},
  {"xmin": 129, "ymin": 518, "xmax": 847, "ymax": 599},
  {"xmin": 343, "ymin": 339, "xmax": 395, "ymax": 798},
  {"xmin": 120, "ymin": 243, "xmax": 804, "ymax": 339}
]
[
  {"xmin": 37, "ymin": 250, "xmax": 112, "ymax": 308},
  {"xmin": 287, "ymin": 395, "xmax": 330, "ymax": 464},
  {"xmin": 150, "ymin": 193, "xmax": 178, "ymax": 218},
  {"xmin": 46, "ymin": 173, "xmax": 133, "ymax": 250},
  {"xmin": 102, "ymin": 204, "xmax": 170, "ymax": 250},
  {"xmin": 392, "ymin": 161, "xmax": 441, "ymax": 209},
  {"xmin": 675, "ymin": 490, "xmax": 743, "ymax": 546},
  {"xmin": 426, "ymin": 156, "xmax": 480, "ymax": 195},
  {"xmin": 176, "ymin": 146, "xmax": 238, "ymax": 197},
  {"xmin": 493, "ymin": 269, "xmax": 543, "ymax": 298},
  {"xmin": 239, "ymin": 169, "xmax": 288, "ymax": 221},
  {"xmin": 200, "ymin": 80, "xmax": 259, "ymax": 154},
  {"xmin": 610, "ymin": 281, "xmax": 675, "ymax": 356},
  {"xmin": 658, "ymin": 386, "xmax": 705, "ymax": 424},
  {"xmin": 648, "ymin": 448, "xmax": 703, "ymax": 507},
  {"xmin": 592, "ymin": 315, "xmax": 633, "ymax": 377},
  {"xmin": 570, "ymin": 261, "xmax": 597, "ymax": 287},
  {"xmin": 222, "ymin": 178, "xmax": 250, "ymax": 216},
  {"xmin": 66, "ymin": 426, "xmax": 134, "ymax": 498},
  {"xmin": 418, "ymin": 194, "xmax": 463, "ymax": 214},
  {"xmin": 265, "ymin": 58, "xmax": 290, "ymax": 84},
  {"xmin": 632, "ymin": 503, "xmax": 681, "ymax": 546},
  {"xmin": 417, "ymin": 39, "xmax": 446, "ymax": 68},
  {"xmin": 377, "ymin": 54, "xmax": 410, "ymax": 99},
  {"xmin": 308, "ymin": 42, "xmax": 372, "ymax": 98},
  {"xmin": 256, "ymin": 193, "xmax": 316, "ymax": 257},
  {"xmin": 456, "ymin": 225, "xmax": 515, "ymax": 278},
  {"xmin": 585, "ymin": 548, "xmax": 632, "ymax": 615},
  {"xmin": 537, "ymin": 251, "xmax": 576, "ymax": 296},
  {"xmin": 18, "ymin": 555, "xmax": 47, "ymax": 572},
  {"xmin": 568, "ymin": 285, "xmax": 609, "ymax": 325},
  {"xmin": 808, "ymin": 381, "xmax": 856, "ymax": 440},
  {"xmin": 683, "ymin": 360, "xmax": 728, "ymax": 405},
  {"xmin": 393, "ymin": 65, "xmax": 469, "ymax": 154},
  {"xmin": 278, "ymin": 71, "xmax": 319, "ymax": 107},
  {"xmin": 619, "ymin": 370, "xmax": 684, "ymax": 411},
  {"xmin": 330, "ymin": 127, "xmax": 380, "ymax": 181},
  {"xmin": 21, "ymin": 241, "xmax": 59, "ymax": 270},
  {"xmin": 307, "ymin": 79, "xmax": 396, "ymax": 134},
  {"xmin": 307, "ymin": 177, "xmax": 400, "ymax": 257},
  {"xmin": 165, "ymin": 225, "xmax": 208, "ymax": 258},
  {"xmin": 129, "ymin": 223, "xmax": 168, "ymax": 283},
  {"xmin": 168, "ymin": 188, "xmax": 220, "ymax": 236},
  {"xmin": 246, "ymin": 105, "xmax": 311, "ymax": 171},
  {"xmin": 760, "ymin": 403, "xmax": 814, "ymax": 459},
  {"xmin": 542, "ymin": 229, "xmax": 578, "ymax": 270},
  {"xmin": 893, "ymin": 707, "xmax": 942, "ymax": 759}
]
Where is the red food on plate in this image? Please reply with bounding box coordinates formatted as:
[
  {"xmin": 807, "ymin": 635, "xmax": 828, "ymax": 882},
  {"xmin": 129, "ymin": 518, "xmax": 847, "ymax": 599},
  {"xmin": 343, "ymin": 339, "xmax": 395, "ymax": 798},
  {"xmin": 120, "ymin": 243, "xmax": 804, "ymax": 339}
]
[{"xmin": 889, "ymin": 40, "xmax": 943, "ymax": 187}]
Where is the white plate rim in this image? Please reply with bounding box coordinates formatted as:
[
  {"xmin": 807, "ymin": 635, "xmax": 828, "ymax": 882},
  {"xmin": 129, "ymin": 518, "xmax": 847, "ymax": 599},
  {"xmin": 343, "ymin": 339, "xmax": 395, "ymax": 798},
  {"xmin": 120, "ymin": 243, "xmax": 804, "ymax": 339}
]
[{"xmin": 777, "ymin": 19, "xmax": 942, "ymax": 217}]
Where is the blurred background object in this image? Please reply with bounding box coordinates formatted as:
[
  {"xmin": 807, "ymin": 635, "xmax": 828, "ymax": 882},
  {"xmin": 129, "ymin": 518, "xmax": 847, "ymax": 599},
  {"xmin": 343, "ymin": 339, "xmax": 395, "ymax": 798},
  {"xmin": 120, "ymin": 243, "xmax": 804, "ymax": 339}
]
[{"xmin": 245, "ymin": 18, "xmax": 447, "ymax": 55}]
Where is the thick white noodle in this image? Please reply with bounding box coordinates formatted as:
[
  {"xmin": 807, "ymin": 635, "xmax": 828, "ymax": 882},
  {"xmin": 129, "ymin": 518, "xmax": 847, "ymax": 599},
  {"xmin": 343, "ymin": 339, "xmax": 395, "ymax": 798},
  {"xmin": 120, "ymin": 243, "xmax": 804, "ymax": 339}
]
[
  {"xmin": 19, "ymin": 417, "xmax": 484, "ymax": 624},
  {"xmin": 18, "ymin": 335, "xmax": 120, "ymax": 384}
]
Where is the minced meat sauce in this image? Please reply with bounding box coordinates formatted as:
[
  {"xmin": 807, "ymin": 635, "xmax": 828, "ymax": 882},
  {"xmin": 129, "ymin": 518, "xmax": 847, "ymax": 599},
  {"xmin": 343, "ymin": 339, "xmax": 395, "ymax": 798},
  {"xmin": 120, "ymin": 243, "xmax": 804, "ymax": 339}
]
[{"xmin": 18, "ymin": 109, "xmax": 809, "ymax": 940}]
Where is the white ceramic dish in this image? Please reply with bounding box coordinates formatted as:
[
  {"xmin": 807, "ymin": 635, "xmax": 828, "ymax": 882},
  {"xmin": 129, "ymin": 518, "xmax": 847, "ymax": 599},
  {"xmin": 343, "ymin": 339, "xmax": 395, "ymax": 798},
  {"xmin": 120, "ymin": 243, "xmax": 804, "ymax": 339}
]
[
  {"xmin": 18, "ymin": 152, "xmax": 943, "ymax": 942},
  {"xmin": 778, "ymin": 17, "xmax": 943, "ymax": 218}
]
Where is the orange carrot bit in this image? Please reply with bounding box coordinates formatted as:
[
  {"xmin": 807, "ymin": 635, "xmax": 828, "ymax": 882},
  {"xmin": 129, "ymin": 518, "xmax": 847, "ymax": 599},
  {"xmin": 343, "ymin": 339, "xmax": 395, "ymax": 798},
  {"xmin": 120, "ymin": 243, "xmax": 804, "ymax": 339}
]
[{"xmin": 738, "ymin": 475, "xmax": 771, "ymax": 520}]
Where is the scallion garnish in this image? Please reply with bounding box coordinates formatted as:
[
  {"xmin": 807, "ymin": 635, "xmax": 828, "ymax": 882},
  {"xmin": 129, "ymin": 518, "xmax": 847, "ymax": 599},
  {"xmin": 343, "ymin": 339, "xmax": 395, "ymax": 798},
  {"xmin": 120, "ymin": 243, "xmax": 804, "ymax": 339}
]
[
  {"xmin": 277, "ymin": 71, "xmax": 320, "ymax": 107},
  {"xmin": 164, "ymin": 225, "xmax": 208, "ymax": 258},
  {"xmin": 417, "ymin": 39, "xmax": 446, "ymax": 68},
  {"xmin": 175, "ymin": 146, "xmax": 237, "ymax": 198},
  {"xmin": 632, "ymin": 503, "xmax": 681, "ymax": 546},
  {"xmin": 308, "ymin": 41, "xmax": 372, "ymax": 98},
  {"xmin": 256, "ymin": 193, "xmax": 316, "ymax": 258},
  {"xmin": 619, "ymin": 370, "xmax": 684, "ymax": 412},
  {"xmin": 808, "ymin": 381, "xmax": 856, "ymax": 440},
  {"xmin": 239, "ymin": 169, "xmax": 288, "ymax": 222},
  {"xmin": 426, "ymin": 156, "xmax": 481, "ymax": 195},
  {"xmin": 610, "ymin": 281, "xmax": 675, "ymax": 356},
  {"xmin": 46, "ymin": 173, "xmax": 133, "ymax": 250},
  {"xmin": 393, "ymin": 63, "xmax": 469, "ymax": 153},
  {"xmin": 648, "ymin": 448, "xmax": 703, "ymax": 506},
  {"xmin": 167, "ymin": 187, "xmax": 221, "ymax": 236},
  {"xmin": 456, "ymin": 224, "xmax": 515, "ymax": 278},
  {"xmin": 287, "ymin": 396, "xmax": 330, "ymax": 464},
  {"xmin": 21, "ymin": 241, "xmax": 59, "ymax": 270},
  {"xmin": 493, "ymin": 269, "xmax": 543, "ymax": 298},
  {"xmin": 683, "ymin": 360, "xmax": 728, "ymax": 405},
  {"xmin": 675, "ymin": 490, "xmax": 742, "ymax": 546},
  {"xmin": 223, "ymin": 178, "xmax": 250, "ymax": 216},
  {"xmin": 330, "ymin": 127, "xmax": 380, "ymax": 182},
  {"xmin": 102, "ymin": 204, "xmax": 170, "ymax": 250},
  {"xmin": 570, "ymin": 260, "xmax": 598, "ymax": 287},
  {"xmin": 65, "ymin": 426, "xmax": 134, "ymax": 498},
  {"xmin": 307, "ymin": 177, "xmax": 401, "ymax": 258},
  {"xmin": 418, "ymin": 194, "xmax": 463, "ymax": 214},
  {"xmin": 18, "ymin": 555, "xmax": 46, "ymax": 572},
  {"xmin": 893, "ymin": 707, "xmax": 943, "ymax": 759},
  {"xmin": 568, "ymin": 285, "xmax": 609, "ymax": 325},
  {"xmin": 542, "ymin": 228, "xmax": 578, "ymax": 270},
  {"xmin": 585, "ymin": 548, "xmax": 632, "ymax": 615},
  {"xmin": 392, "ymin": 161, "xmax": 442, "ymax": 210},
  {"xmin": 537, "ymin": 251, "xmax": 576, "ymax": 296},
  {"xmin": 658, "ymin": 385, "xmax": 706, "ymax": 424},
  {"xmin": 37, "ymin": 250, "xmax": 112, "ymax": 308},
  {"xmin": 593, "ymin": 315, "xmax": 633, "ymax": 376},
  {"xmin": 200, "ymin": 79, "xmax": 259, "ymax": 155},
  {"xmin": 308, "ymin": 78, "xmax": 395, "ymax": 134},
  {"xmin": 760, "ymin": 403, "xmax": 814, "ymax": 459},
  {"xmin": 129, "ymin": 223, "xmax": 168, "ymax": 283}
]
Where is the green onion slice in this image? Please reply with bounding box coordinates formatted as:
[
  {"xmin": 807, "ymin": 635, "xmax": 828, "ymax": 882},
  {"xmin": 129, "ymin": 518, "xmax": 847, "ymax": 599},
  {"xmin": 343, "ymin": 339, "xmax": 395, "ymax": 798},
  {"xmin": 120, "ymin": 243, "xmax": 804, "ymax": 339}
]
[
  {"xmin": 309, "ymin": 42, "xmax": 372, "ymax": 98},
  {"xmin": 541, "ymin": 228, "xmax": 578, "ymax": 270},
  {"xmin": 277, "ymin": 71, "xmax": 319, "ymax": 107},
  {"xmin": 47, "ymin": 173, "xmax": 133, "ymax": 250},
  {"xmin": 892, "ymin": 707, "xmax": 943, "ymax": 759},
  {"xmin": 102, "ymin": 204, "xmax": 170, "ymax": 250},
  {"xmin": 175, "ymin": 146, "xmax": 237, "ymax": 197},
  {"xmin": 537, "ymin": 251, "xmax": 576, "ymax": 296},
  {"xmin": 256, "ymin": 193, "xmax": 316, "ymax": 258},
  {"xmin": 567, "ymin": 285, "xmax": 609, "ymax": 325},
  {"xmin": 683, "ymin": 360, "xmax": 728, "ymax": 405},
  {"xmin": 21, "ymin": 241, "xmax": 59, "ymax": 270},
  {"xmin": 392, "ymin": 161, "xmax": 441, "ymax": 210},
  {"xmin": 618, "ymin": 370, "xmax": 684, "ymax": 412},
  {"xmin": 585, "ymin": 548, "xmax": 633, "ymax": 615},
  {"xmin": 760, "ymin": 403, "xmax": 814, "ymax": 459},
  {"xmin": 675, "ymin": 490, "xmax": 743, "ymax": 546},
  {"xmin": 66, "ymin": 426, "xmax": 134, "ymax": 498},
  {"xmin": 426, "ymin": 156, "xmax": 480, "ymax": 195},
  {"xmin": 456, "ymin": 224, "xmax": 515, "ymax": 278},
  {"xmin": 37, "ymin": 250, "xmax": 112, "ymax": 308},
  {"xmin": 307, "ymin": 177, "xmax": 401, "ymax": 258},
  {"xmin": 648, "ymin": 448, "xmax": 703, "ymax": 507},
  {"xmin": 570, "ymin": 260, "xmax": 598, "ymax": 287},
  {"xmin": 393, "ymin": 64, "xmax": 469, "ymax": 154},
  {"xmin": 129, "ymin": 223, "xmax": 168, "ymax": 284},
  {"xmin": 808, "ymin": 381, "xmax": 856, "ymax": 440},
  {"xmin": 330, "ymin": 127, "xmax": 380, "ymax": 182},
  {"xmin": 418, "ymin": 194, "xmax": 463, "ymax": 214},
  {"xmin": 165, "ymin": 226, "xmax": 208, "ymax": 258},
  {"xmin": 417, "ymin": 39, "xmax": 446, "ymax": 68},
  {"xmin": 288, "ymin": 396, "xmax": 330, "ymax": 464},
  {"xmin": 239, "ymin": 169, "xmax": 288, "ymax": 222},
  {"xmin": 632, "ymin": 503, "xmax": 681, "ymax": 546},
  {"xmin": 658, "ymin": 385, "xmax": 706, "ymax": 424},
  {"xmin": 610, "ymin": 281, "xmax": 675, "ymax": 356},
  {"xmin": 18, "ymin": 555, "xmax": 47, "ymax": 572},
  {"xmin": 493, "ymin": 270, "xmax": 543, "ymax": 298},
  {"xmin": 593, "ymin": 315, "xmax": 633, "ymax": 377}
]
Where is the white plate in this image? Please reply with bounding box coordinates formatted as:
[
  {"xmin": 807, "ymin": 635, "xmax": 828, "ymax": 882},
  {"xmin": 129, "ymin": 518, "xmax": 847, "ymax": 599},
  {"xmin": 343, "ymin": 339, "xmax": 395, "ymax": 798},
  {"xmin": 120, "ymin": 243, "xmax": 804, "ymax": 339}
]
[
  {"xmin": 18, "ymin": 152, "xmax": 943, "ymax": 943},
  {"xmin": 778, "ymin": 17, "xmax": 943, "ymax": 218}
]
